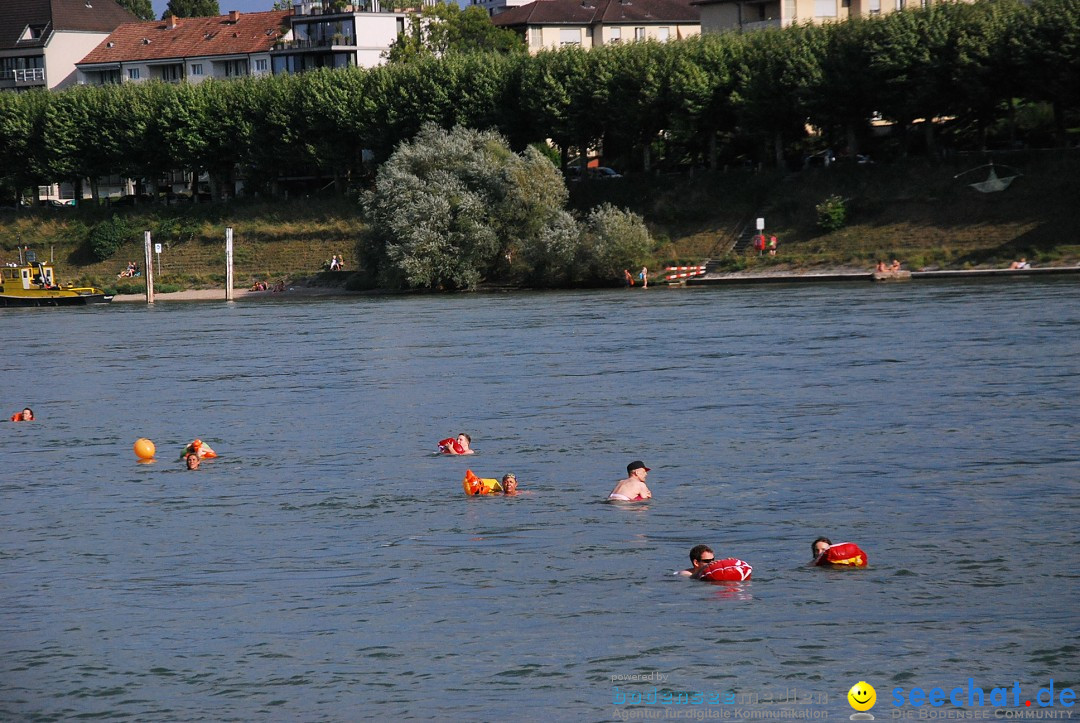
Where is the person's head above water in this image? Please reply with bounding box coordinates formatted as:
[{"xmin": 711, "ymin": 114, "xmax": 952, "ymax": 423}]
[
  {"xmin": 689, "ymin": 544, "xmax": 715, "ymax": 568},
  {"xmin": 626, "ymin": 460, "xmax": 650, "ymax": 478},
  {"xmin": 185, "ymin": 453, "xmax": 200, "ymax": 470},
  {"xmin": 19, "ymin": 407, "xmax": 34, "ymax": 421},
  {"xmin": 501, "ymin": 473, "xmax": 518, "ymax": 495},
  {"xmin": 812, "ymin": 537, "xmax": 832, "ymax": 558},
  {"xmin": 456, "ymin": 433, "xmax": 472, "ymax": 450}
]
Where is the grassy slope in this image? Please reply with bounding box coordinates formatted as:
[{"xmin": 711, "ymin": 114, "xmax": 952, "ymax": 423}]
[
  {"xmin": 2, "ymin": 152, "xmax": 1077, "ymax": 292},
  {"xmin": 569, "ymin": 150, "xmax": 1080, "ymax": 271}
]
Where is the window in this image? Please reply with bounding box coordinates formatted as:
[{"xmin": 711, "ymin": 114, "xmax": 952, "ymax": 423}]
[
  {"xmin": 814, "ymin": 0, "xmax": 836, "ymax": 15},
  {"xmin": 657, "ymin": 27, "xmax": 669, "ymax": 42},
  {"xmin": 255, "ymin": 58, "xmax": 268, "ymax": 72},
  {"xmin": 634, "ymin": 27, "xmax": 645, "ymax": 40},
  {"xmin": 159, "ymin": 64, "xmax": 183, "ymax": 81},
  {"xmin": 530, "ymin": 27, "xmax": 542, "ymax": 47},
  {"xmin": 191, "ymin": 63, "xmax": 203, "ymax": 75},
  {"xmin": 127, "ymin": 68, "xmax": 140, "ymax": 80},
  {"xmin": 559, "ymin": 28, "xmax": 580, "ymax": 46},
  {"xmin": 609, "ymin": 27, "xmax": 621, "ymax": 43},
  {"xmin": 868, "ymin": 0, "xmax": 880, "ymax": 12}
]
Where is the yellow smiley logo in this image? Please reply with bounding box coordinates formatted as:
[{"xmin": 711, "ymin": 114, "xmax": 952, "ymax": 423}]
[{"xmin": 847, "ymin": 681, "xmax": 877, "ymax": 712}]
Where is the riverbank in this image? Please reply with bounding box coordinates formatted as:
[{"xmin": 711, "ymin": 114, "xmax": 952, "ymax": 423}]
[
  {"xmin": 685, "ymin": 263, "xmax": 1080, "ymax": 285},
  {"xmin": 111, "ymin": 285, "xmax": 358, "ymax": 302},
  {"xmin": 3, "ymin": 152, "xmax": 1078, "ymax": 294}
]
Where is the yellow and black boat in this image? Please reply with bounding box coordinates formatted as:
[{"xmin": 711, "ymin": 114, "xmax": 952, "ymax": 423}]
[{"xmin": 1, "ymin": 253, "xmax": 111, "ymax": 307}]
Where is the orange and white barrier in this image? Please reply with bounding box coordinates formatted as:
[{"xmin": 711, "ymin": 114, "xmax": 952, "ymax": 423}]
[{"xmin": 664, "ymin": 265, "xmax": 707, "ymax": 281}]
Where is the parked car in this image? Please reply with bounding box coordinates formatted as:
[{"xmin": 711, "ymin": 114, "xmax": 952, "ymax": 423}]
[
  {"xmin": 588, "ymin": 166, "xmax": 623, "ymax": 179},
  {"xmin": 567, "ymin": 165, "xmax": 623, "ymax": 181}
]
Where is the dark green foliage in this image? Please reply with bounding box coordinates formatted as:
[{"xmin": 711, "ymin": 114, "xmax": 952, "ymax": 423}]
[
  {"xmin": 815, "ymin": 195, "xmax": 847, "ymax": 232},
  {"xmin": 163, "ymin": 0, "xmax": 220, "ymax": 18},
  {"xmin": 116, "ymin": 0, "xmax": 154, "ymax": 20},
  {"xmin": 87, "ymin": 217, "xmax": 133, "ymax": 261},
  {"xmin": 386, "ymin": 4, "xmax": 524, "ymax": 63}
]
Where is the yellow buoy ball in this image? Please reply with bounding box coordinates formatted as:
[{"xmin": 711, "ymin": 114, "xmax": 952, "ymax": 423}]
[{"xmin": 133, "ymin": 438, "xmax": 156, "ymax": 460}]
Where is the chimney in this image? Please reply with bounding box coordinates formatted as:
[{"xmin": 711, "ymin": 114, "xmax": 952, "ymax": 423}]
[
  {"xmin": 228, "ymin": 10, "xmax": 240, "ymax": 22},
  {"xmin": 166, "ymin": 14, "xmax": 179, "ymax": 29}
]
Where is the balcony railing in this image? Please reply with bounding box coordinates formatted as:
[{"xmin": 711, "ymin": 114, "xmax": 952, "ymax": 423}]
[
  {"xmin": 273, "ymin": 37, "xmax": 357, "ymax": 51},
  {"xmin": 6, "ymin": 67, "xmax": 47, "ymax": 84}
]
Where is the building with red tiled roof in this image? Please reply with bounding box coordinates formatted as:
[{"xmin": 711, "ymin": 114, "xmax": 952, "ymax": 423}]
[
  {"xmin": 492, "ymin": 0, "xmax": 699, "ymax": 51},
  {"xmin": 77, "ymin": 10, "xmax": 291, "ymax": 86},
  {"xmin": 1, "ymin": 0, "xmax": 138, "ymax": 91}
]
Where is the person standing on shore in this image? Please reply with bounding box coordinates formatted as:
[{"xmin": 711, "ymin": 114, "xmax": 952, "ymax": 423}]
[
  {"xmin": 624, "ymin": 269, "xmax": 634, "ymax": 287},
  {"xmin": 639, "ymin": 266, "xmax": 648, "ymax": 289}
]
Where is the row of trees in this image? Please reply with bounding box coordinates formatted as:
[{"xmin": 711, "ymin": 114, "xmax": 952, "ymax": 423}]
[{"xmin": 1, "ymin": 0, "xmax": 1077, "ymax": 204}]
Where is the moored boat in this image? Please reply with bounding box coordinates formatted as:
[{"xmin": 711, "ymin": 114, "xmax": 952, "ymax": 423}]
[{"xmin": 1, "ymin": 253, "xmax": 112, "ymax": 307}]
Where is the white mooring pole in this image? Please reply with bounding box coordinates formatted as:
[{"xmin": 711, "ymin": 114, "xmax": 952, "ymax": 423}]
[
  {"xmin": 143, "ymin": 230, "xmax": 154, "ymax": 304},
  {"xmin": 225, "ymin": 227, "xmax": 234, "ymax": 302}
]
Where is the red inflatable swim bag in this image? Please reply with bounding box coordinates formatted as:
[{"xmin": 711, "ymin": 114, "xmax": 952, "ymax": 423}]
[
  {"xmin": 698, "ymin": 558, "xmax": 753, "ymax": 582},
  {"xmin": 816, "ymin": 542, "xmax": 867, "ymax": 567},
  {"xmin": 438, "ymin": 437, "xmax": 464, "ymax": 454}
]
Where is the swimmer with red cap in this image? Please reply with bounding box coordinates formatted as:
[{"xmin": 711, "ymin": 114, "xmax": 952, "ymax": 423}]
[{"xmin": 608, "ymin": 460, "xmax": 652, "ymax": 501}]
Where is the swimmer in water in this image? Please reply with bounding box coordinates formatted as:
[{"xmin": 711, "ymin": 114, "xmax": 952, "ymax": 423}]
[
  {"xmin": 677, "ymin": 545, "xmax": 716, "ymax": 577},
  {"xmin": 811, "ymin": 536, "xmax": 832, "ymax": 562},
  {"xmin": 11, "ymin": 407, "xmax": 34, "ymax": 422},
  {"xmin": 608, "ymin": 460, "xmax": 652, "ymax": 501},
  {"xmin": 501, "ymin": 473, "xmax": 519, "ymax": 496},
  {"xmin": 441, "ymin": 433, "xmax": 474, "ymax": 455},
  {"xmin": 185, "ymin": 453, "xmax": 200, "ymax": 470}
]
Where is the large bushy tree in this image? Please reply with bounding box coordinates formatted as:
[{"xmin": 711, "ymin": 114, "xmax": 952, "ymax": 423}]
[
  {"xmin": 363, "ymin": 124, "xmax": 651, "ymax": 289},
  {"xmin": 386, "ymin": 4, "xmax": 524, "ymax": 63},
  {"xmin": 117, "ymin": 0, "xmax": 154, "ymax": 21},
  {"xmin": 363, "ymin": 124, "xmax": 575, "ymax": 289},
  {"xmin": 162, "ymin": 0, "xmax": 220, "ymax": 19}
]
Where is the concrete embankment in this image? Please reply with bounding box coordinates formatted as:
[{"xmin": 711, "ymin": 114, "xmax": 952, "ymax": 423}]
[{"xmin": 685, "ymin": 266, "xmax": 1080, "ymax": 286}]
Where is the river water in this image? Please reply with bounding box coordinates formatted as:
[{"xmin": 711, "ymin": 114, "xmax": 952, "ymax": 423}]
[{"xmin": 2, "ymin": 279, "xmax": 1078, "ymax": 721}]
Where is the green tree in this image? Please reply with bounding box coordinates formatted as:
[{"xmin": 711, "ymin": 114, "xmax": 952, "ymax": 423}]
[
  {"xmin": 734, "ymin": 25, "xmax": 825, "ymax": 167},
  {"xmin": 116, "ymin": 0, "xmax": 154, "ymax": 21},
  {"xmin": 386, "ymin": 4, "xmax": 524, "ymax": 63},
  {"xmin": 517, "ymin": 47, "xmax": 596, "ymax": 169},
  {"xmin": 667, "ymin": 35, "xmax": 740, "ymax": 170},
  {"xmin": 162, "ymin": 0, "xmax": 220, "ymax": 19},
  {"xmin": 602, "ymin": 41, "xmax": 678, "ymax": 172},
  {"xmin": 580, "ymin": 204, "xmax": 653, "ymax": 282},
  {"xmin": 1009, "ymin": 0, "xmax": 1080, "ymax": 145},
  {"xmin": 363, "ymin": 123, "xmax": 577, "ymax": 289},
  {"xmin": 867, "ymin": 4, "xmax": 964, "ymax": 158},
  {"xmin": 811, "ymin": 18, "xmax": 881, "ymax": 157},
  {"xmin": 43, "ymin": 85, "xmax": 132, "ymax": 202},
  {"xmin": 0, "ymin": 90, "xmax": 49, "ymax": 208}
]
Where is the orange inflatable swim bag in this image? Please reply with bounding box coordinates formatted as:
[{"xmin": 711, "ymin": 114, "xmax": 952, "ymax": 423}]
[
  {"xmin": 698, "ymin": 558, "xmax": 753, "ymax": 582},
  {"xmin": 463, "ymin": 469, "xmax": 502, "ymax": 496},
  {"xmin": 815, "ymin": 542, "xmax": 867, "ymax": 567}
]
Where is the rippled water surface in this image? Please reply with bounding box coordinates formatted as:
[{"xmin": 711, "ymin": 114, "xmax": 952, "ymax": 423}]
[{"xmin": 2, "ymin": 280, "xmax": 1078, "ymax": 721}]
